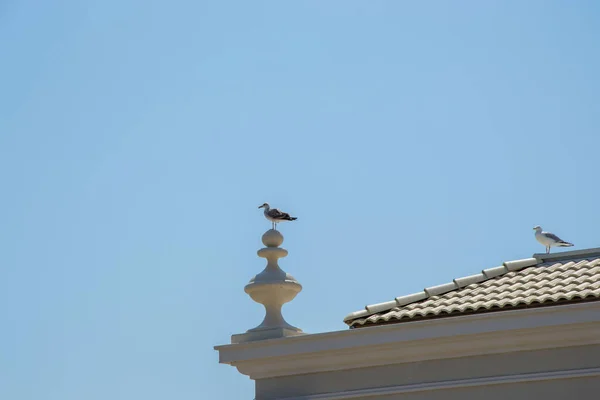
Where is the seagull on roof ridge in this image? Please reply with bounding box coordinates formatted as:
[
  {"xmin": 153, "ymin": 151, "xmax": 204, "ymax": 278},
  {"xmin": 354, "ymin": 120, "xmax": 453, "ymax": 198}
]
[
  {"xmin": 533, "ymin": 226, "xmax": 573, "ymax": 254},
  {"xmin": 258, "ymin": 203, "xmax": 297, "ymax": 230}
]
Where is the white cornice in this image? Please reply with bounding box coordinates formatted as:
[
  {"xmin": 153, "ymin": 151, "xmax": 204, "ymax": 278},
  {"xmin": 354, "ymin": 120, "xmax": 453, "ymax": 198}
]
[{"xmin": 215, "ymin": 302, "xmax": 600, "ymax": 379}]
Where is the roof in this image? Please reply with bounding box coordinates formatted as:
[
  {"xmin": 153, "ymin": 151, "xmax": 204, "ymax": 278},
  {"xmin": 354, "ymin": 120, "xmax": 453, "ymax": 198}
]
[{"xmin": 344, "ymin": 247, "xmax": 600, "ymax": 328}]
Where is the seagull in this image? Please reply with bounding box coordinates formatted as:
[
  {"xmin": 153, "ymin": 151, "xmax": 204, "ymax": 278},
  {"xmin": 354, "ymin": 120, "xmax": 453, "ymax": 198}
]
[
  {"xmin": 533, "ymin": 226, "xmax": 573, "ymax": 254},
  {"xmin": 258, "ymin": 203, "xmax": 297, "ymax": 230}
]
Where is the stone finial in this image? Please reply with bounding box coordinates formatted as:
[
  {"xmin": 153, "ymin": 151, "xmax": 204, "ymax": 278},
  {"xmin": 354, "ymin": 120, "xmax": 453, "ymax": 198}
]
[{"xmin": 231, "ymin": 229, "xmax": 304, "ymax": 343}]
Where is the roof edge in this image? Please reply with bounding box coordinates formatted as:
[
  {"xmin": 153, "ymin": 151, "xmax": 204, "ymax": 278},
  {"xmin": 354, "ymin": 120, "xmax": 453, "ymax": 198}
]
[{"xmin": 534, "ymin": 247, "xmax": 600, "ymax": 262}]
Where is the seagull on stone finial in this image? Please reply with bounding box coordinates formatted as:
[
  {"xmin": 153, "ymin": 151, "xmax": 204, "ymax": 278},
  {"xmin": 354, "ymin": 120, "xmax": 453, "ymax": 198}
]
[
  {"xmin": 533, "ymin": 226, "xmax": 573, "ymax": 254},
  {"xmin": 258, "ymin": 203, "xmax": 297, "ymax": 230}
]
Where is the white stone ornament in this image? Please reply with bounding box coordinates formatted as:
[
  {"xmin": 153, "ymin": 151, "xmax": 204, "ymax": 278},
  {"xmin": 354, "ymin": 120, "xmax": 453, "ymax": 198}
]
[{"xmin": 231, "ymin": 229, "xmax": 304, "ymax": 343}]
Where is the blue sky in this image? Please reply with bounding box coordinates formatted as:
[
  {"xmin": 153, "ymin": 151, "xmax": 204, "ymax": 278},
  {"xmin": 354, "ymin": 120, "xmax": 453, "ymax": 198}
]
[{"xmin": 1, "ymin": 1, "xmax": 599, "ymax": 399}]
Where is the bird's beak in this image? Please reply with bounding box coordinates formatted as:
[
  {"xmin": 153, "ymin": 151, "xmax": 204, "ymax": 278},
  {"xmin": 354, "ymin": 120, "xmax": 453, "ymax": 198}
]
[{"xmin": 258, "ymin": 205, "xmax": 263, "ymax": 209}]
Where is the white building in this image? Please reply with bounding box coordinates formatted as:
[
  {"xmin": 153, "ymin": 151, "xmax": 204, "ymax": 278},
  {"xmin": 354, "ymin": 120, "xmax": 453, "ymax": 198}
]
[{"xmin": 215, "ymin": 229, "xmax": 600, "ymax": 399}]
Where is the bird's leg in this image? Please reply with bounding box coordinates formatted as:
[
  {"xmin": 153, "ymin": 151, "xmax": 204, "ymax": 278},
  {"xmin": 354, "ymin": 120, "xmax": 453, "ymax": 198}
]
[{"xmin": 546, "ymin": 246, "xmax": 550, "ymax": 254}]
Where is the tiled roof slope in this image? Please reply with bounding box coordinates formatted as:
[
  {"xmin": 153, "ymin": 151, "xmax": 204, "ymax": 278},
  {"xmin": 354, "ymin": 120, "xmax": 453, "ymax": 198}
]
[{"xmin": 344, "ymin": 248, "xmax": 600, "ymax": 328}]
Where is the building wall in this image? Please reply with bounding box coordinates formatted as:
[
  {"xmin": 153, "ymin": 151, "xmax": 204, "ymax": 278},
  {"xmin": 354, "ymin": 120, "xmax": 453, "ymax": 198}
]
[
  {"xmin": 255, "ymin": 344, "xmax": 600, "ymax": 399},
  {"xmin": 370, "ymin": 377, "xmax": 600, "ymax": 400}
]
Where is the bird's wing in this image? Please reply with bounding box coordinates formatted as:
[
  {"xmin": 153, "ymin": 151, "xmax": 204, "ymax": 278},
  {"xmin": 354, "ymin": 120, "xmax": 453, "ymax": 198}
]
[
  {"xmin": 543, "ymin": 232, "xmax": 565, "ymax": 242},
  {"xmin": 268, "ymin": 208, "xmax": 290, "ymax": 219}
]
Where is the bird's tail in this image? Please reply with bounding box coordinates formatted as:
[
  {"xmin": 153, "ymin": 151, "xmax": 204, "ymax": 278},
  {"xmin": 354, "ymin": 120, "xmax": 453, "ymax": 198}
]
[
  {"xmin": 287, "ymin": 217, "xmax": 298, "ymax": 221},
  {"xmin": 557, "ymin": 241, "xmax": 574, "ymax": 247}
]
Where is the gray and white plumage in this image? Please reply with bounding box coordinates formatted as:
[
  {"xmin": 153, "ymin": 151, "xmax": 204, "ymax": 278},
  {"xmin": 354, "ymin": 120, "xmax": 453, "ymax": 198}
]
[
  {"xmin": 258, "ymin": 203, "xmax": 297, "ymax": 230},
  {"xmin": 533, "ymin": 226, "xmax": 573, "ymax": 254}
]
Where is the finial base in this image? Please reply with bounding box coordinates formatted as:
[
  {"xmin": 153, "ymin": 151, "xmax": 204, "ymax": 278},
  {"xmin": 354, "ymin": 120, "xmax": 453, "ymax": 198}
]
[{"xmin": 231, "ymin": 327, "xmax": 304, "ymax": 344}]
